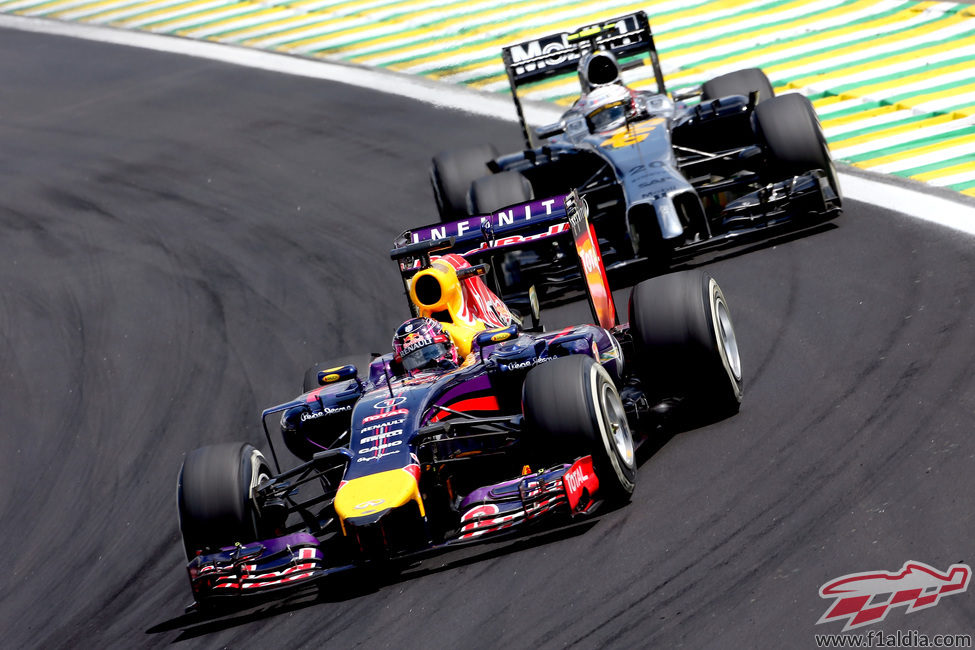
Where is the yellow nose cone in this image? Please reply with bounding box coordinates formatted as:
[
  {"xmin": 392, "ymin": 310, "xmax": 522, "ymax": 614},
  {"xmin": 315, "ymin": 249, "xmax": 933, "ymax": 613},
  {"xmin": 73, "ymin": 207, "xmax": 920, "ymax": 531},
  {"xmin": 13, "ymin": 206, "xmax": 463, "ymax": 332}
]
[{"xmin": 334, "ymin": 468, "xmax": 425, "ymax": 533}]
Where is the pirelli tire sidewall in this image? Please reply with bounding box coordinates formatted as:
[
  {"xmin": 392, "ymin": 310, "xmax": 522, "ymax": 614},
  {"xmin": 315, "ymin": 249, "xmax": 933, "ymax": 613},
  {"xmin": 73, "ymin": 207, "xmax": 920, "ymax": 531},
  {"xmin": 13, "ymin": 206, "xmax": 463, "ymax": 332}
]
[
  {"xmin": 587, "ymin": 358, "xmax": 637, "ymax": 501},
  {"xmin": 703, "ymin": 275, "xmax": 743, "ymax": 407}
]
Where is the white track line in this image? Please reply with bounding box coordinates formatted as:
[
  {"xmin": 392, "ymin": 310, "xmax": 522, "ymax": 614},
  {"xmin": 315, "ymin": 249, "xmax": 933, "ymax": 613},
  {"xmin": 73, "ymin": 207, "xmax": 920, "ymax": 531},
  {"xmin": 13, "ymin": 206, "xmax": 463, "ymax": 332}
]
[{"xmin": 0, "ymin": 13, "xmax": 972, "ymax": 236}]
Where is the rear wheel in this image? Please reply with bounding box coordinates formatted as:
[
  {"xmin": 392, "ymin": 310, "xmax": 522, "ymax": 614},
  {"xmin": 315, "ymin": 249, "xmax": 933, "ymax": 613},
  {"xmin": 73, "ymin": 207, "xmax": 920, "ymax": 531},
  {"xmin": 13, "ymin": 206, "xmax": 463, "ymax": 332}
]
[
  {"xmin": 694, "ymin": 68, "xmax": 775, "ymax": 153},
  {"xmin": 467, "ymin": 170, "xmax": 536, "ymax": 293},
  {"xmin": 629, "ymin": 270, "xmax": 742, "ymax": 418},
  {"xmin": 430, "ymin": 144, "xmax": 499, "ymax": 221},
  {"xmin": 177, "ymin": 442, "xmax": 270, "ymax": 560},
  {"xmin": 754, "ymin": 93, "xmax": 842, "ymax": 203},
  {"xmin": 701, "ymin": 67, "xmax": 774, "ymax": 103},
  {"xmin": 523, "ymin": 355, "xmax": 636, "ymax": 503},
  {"xmin": 467, "ymin": 170, "xmax": 534, "ymax": 215}
]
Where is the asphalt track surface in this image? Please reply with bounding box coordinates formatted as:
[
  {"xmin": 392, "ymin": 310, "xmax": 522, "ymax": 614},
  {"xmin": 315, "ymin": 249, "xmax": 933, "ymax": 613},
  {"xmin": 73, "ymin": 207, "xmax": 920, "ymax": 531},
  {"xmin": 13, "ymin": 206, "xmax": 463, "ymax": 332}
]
[{"xmin": 2, "ymin": 29, "xmax": 974, "ymax": 649}]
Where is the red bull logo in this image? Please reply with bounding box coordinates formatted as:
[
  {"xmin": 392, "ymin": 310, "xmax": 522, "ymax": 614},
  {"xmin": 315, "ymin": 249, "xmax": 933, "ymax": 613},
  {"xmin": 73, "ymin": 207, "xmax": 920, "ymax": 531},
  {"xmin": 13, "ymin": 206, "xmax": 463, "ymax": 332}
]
[{"xmin": 818, "ymin": 561, "xmax": 971, "ymax": 631}]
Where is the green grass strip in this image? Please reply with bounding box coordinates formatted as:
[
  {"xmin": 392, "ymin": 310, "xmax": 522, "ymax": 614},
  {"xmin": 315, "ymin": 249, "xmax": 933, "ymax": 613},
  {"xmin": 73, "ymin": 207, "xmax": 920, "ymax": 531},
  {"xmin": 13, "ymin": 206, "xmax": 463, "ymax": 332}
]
[
  {"xmin": 68, "ymin": 0, "xmax": 223, "ymax": 25},
  {"xmin": 888, "ymin": 152, "xmax": 975, "ymax": 177},
  {"xmin": 159, "ymin": 4, "xmax": 262, "ymax": 33},
  {"xmin": 816, "ymin": 99, "xmax": 886, "ymax": 120},
  {"xmin": 16, "ymin": 0, "xmax": 114, "ymax": 16},
  {"xmin": 841, "ymin": 124, "xmax": 975, "ymax": 163},
  {"xmin": 203, "ymin": 10, "xmax": 328, "ymax": 40},
  {"xmin": 662, "ymin": 5, "xmax": 956, "ymax": 77},
  {"xmin": 930, "ymin": 98, "xmax": 975, "ymax": 116},
  {"xmin": 322, "ymin": 0, "xmax": 754, "ymax": 63},
  {"xmin": 611, "ymin": 13, "xmax": 969, "ymax": 107},
  {"xmin": 0, "ymin": 0, "xmax": 78, "ymax": 13},
  {"xmin": 879, "ymin": 77, "xmax": 975, "ymax": 108},
  {"xmin": 948, "ymin": 177, "xmax": 975, "ymax": 191},
  {"xmin": 121, "ymin": 0, "xmax": 237, "ymax": 29},
  {"xmin": 803, "ymin": 90, "xmax": 830, "ymax": 102},
  {"xmin": 824, "ymin": 56, "xmax": 973, "ymax": 98},
  {"xmin": 210, "ymin": 0, "xmax": 490, "ymax": 41},
  {"xmin": 828, "ymin": 113, "xmax": 937, "ymax": 143},
  {"xmin": 414, "ymin": 0, "xmax": 828, "ymax": 80},
  {"xmin": 22, "ymin": 0, "xmax": 191, "ymax": 17},
  {"xmin": 647, "ymin": 2, "xmax": 954, "ymax": 96},
  {"xmin": 268, "ymin": 0, "xmax": 590, "ymax": 49},
  {"xmin": 474, "ymin": 0, "xmax": 930, "ymax": 92}
]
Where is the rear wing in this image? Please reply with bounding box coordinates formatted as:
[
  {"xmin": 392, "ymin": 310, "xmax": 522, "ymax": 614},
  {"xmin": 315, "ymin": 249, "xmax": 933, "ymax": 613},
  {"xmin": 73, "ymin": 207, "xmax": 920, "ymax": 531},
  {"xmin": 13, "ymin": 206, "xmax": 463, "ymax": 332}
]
[
  {"xmin": 391, "ymin": 190, "xmax": 617, "ymax": 330},
  {"xmin": 400, "ymin": 195, "xmax": 571, "ymax": 259},
  {"xmin": 501, "ymin": 11, "xmax": 667, "ymax": 148}
]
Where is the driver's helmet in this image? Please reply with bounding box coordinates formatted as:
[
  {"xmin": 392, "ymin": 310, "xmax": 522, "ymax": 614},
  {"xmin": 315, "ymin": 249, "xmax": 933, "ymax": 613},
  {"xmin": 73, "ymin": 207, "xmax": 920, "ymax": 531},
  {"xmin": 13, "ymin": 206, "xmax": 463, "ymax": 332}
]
[
  {"xmin": 579, "ymin": 84, "xmax": 635, "ymax": 133},
  {"xmin": 578, "ymin": 50, "xmax": 622, "ymax": 92},
  {"xmin": 392, "ymin": 317, "xmax": 458, "ymax": 374}
]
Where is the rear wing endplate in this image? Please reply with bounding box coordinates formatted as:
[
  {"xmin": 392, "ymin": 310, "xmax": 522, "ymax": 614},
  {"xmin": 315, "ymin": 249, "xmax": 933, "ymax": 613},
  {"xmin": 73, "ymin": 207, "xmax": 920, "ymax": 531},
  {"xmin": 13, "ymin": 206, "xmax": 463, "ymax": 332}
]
[{"xmin": 565, "ymin": 192, "xmax": 616, "ymax": 330}]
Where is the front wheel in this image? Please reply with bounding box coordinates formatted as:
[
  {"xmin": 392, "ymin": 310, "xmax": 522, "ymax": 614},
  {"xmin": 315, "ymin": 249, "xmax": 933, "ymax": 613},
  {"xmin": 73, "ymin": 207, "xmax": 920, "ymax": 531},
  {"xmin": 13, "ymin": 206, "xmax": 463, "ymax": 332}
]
[
  {"xmin": 754, "ymin": 93, "xmax": 842, "ymax": 204},
  {"xmin": 177, "ymin": 442, "xmax": 270, "ymax": 560},
  {"xmin": 629, "ymin": 270, "xmax": 742, "ymax": 418},
  {"xmin": 523, "ymin": 355, "xmax": 636, "ymax": 503}
]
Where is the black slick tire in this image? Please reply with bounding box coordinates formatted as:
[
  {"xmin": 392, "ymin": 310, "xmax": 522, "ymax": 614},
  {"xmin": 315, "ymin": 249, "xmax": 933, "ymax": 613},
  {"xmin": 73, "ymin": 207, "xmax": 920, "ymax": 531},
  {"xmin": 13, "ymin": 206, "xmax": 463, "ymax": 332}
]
[
  {"xmin": 177, "ymin": 442, "xmax": 270, "ymax": 560},
  {"xmin": 701, "ymin": 67, "xmax": 775, "ymax": 104},
  {"xmin": 754, "ymin": 93, "xmax": 842, "ymax": 202},
  {"xmin": 628, "ymin": 270, "xmax": 742, "ymax": 418},
  {"xmin": 430, "ymin": 144, "xmax": 499, "ymax": 221},
  {"xmin": 523, "ymin": 355, "xmax": 636, "ymax": 503},
  {"xmin": 466, "ymin": 170, "xmax": 534, "ymax": 215}
]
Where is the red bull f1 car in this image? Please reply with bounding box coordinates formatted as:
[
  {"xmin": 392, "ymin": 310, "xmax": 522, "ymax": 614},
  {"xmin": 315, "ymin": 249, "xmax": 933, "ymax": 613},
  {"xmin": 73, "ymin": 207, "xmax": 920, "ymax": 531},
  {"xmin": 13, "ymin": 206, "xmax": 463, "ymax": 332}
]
[
  {"xmin": 429, "ymin": 11, "xmax": 841, "ymax": 292},
  {"xmin": 176, "ymin": 194, "xmax": 743, "ymax": 609}
]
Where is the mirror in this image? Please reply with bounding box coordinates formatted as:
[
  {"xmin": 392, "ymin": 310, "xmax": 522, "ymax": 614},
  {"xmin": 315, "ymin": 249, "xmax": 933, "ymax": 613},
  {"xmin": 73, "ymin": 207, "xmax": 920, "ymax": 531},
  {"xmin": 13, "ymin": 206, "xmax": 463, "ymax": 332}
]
[
  {"xmin": 317, "ymin": 364, "xmax": 357, "ymax": 386},
  {"xmin": 535, "ymin": 121, "xmax": 566, "ymax": 139}
]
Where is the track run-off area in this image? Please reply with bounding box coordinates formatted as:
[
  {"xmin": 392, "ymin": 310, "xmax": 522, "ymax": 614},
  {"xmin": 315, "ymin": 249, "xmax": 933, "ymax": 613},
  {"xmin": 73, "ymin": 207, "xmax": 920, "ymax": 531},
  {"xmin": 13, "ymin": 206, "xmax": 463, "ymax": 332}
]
[
  {"xmin": 1, "ymin": 6, "xmax": 975, "ymax": 650},
  {"xmin": 2, "ymin": 0, "xmax": 975, "ymax": 197}
]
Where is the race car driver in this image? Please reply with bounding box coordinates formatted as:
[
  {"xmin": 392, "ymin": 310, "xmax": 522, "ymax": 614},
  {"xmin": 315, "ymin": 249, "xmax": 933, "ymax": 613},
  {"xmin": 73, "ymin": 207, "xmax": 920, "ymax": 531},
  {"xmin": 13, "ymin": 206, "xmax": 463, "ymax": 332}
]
[
  {"xmin": 572, "ymin": 50, "xmax": 639, "ymax": 133},
  {"xmin": 392, "ymin": 317, "xmax": 460, "ymax": 375}
]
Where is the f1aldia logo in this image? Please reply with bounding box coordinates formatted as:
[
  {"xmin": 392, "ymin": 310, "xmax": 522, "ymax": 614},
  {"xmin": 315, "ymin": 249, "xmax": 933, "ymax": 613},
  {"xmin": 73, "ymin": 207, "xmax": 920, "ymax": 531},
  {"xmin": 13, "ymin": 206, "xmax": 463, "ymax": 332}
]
[{"xmin": 817, "ymin": 561, "xmax": 971, "ymax": 631}]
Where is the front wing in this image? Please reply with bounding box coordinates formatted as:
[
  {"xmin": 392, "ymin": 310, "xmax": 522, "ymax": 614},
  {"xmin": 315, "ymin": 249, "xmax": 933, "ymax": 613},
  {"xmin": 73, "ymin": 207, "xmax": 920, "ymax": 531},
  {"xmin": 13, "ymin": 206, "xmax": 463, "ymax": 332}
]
[
  {"xmin": 184, "ymin": 457, "xmax": 601, "ymax": 605},
  {"xmin": 677, "ymin": 168, "xmax": 842, "ymax": 257},
  {"xmin": 186, "ymin": 532, "xmax": 350, "ymax": 604},
  {"xmin": 453, "ymin": 456, "xmax": 600, "ymax": 541}
]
